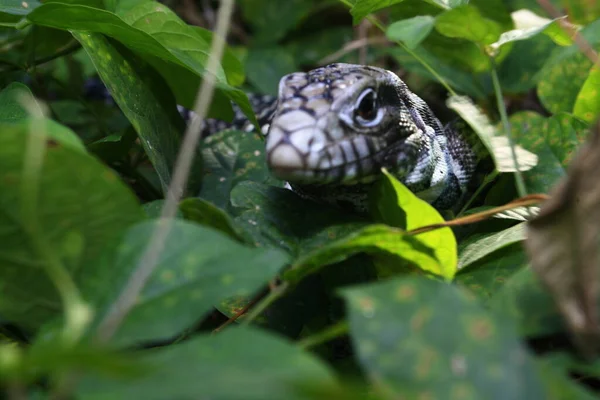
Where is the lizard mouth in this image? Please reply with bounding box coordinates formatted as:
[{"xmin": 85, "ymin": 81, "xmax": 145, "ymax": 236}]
[{"xmin": 267, "ymin": 130, "xmax": 411, "ymax": 185}]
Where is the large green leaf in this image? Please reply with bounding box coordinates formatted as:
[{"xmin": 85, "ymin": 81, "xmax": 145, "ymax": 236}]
[
  {"xmin": 435, "ymin": 5, "xmax": 503, "ymax": 45},
  {"xmin": 245, "ymin": 47, "xmax": 298, "ymax": 95},
  {"xmin": 0, "ymin": 123, "xmax": 143, "ymax": 331},
  {"xmin": 26, "ymin": 2, "xmax": 257, "ymax": 125},
  {"xmin": 199, "ymin": 130, "xmax": 282, "ymax": 211},
  {"xmin": 77, "ymin": 327, "xmax": 340, "ymax": 400},
  {"xmin": 285, "ymin": 225, "xmax": 441, "ymax": 284},
  {"xmin": 506, "ymin": 111, "xmax": 589, "ymax": 193},
  {"xmin": 371, "ymin": 170, "xmax": 457, "ymax": 279},
  {"xmin": 350, "ymin": 0, "xmax": 467, "ymax": 24},
  {"xmin": 231, "ymin": 181, "xmax": 367, "ymax": 255},
  {"xmin": 85, "ymin": 220, "xmax": 289, "ymax": 346},
  {"xmin": 239, "ymin": 0, "xmax": 314, "ymax": 44},
  {"xmin": 343, "ymin": 277, "xmax": 546, "ymax": 398},
  {"xmin": 0, "ymin": 83, "xmax": 86, "ymax": 153},
  {"xmin": 489, "ymin": 267, "xmax": 565, "ymax": 337},
  {"xmin": 0, "ymin": 0, "xmax": 41, "ymax": 15},
  {"xmin": 456, "ymin": 244, "xmax": 527, "ymax": 301}
]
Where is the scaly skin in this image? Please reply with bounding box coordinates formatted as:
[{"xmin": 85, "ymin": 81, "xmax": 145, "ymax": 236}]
[{"xmin": 262, "ymin": 63, "xmax": 476, "ymax": 211}]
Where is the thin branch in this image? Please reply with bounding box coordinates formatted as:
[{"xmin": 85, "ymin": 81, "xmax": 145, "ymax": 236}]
[
  {"xmin": 537, "ymin": 0, "xmax": 599, "ymax": 65},
  {"xmin": 408, "ymin": 194, "xmax": 549, "ymax": 236},
  {"xmin": 319, "ymin": 37, "xmax": 388, "ymax": 65},
  {"xmin": 95, "ymin": 0, "xmax": 236, "ymax": 342}
]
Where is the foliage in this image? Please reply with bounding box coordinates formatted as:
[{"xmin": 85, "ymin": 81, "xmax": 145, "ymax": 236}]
[{"xmin": 0, "ymin": 0, "xmax": 599, "ymax": 398}]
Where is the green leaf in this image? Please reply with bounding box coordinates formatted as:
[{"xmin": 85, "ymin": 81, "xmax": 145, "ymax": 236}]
[
  {"xmin": 386, "ymin": 16, "xmax": 435, "ymax": 49},
  {"xmin": 0, "ymin": 123, "xmax": 143, "ymax": 331},
  {"xmin": 77, "ymin": 327, "xmax": 340, "ymax": 400},
  {"xmin": 435, "ymin": 5, "xmax": 503, "ymax": 46},
  {"xmin": 573, "ymin": 64, "xmax": 600, "ymax": 123},
  {"xmin": 0, "ymin": 0, "xmax": 40, "ymax": 15},
  {"xmin": 490, "ymin": 11, "xmax": 573, "ymax": 51},
  {"xmin": 371, "ymin": 170, "xmax": 457, "ymax": 280},
  {"xmin": 537, "ymin": 51, "xmax": 595, "ymax": 115},
  {"xmin": 456, "ymin": 244, "xmax": 528, "ymax": 301},
  {"xmin": 343, "ymin": 277, "xmax": 546, "ymax": 398},
  {"xmin": 26, "ymin": 2, "xmax": 257, "ymax": 126},
  {"xmin": 245, "ymin": 47, "xmax": 298, "ymax": 95},
  {"xmin": 447, "ymin": 95, "xmax": 538, "ymax": 172},
  {"xmin": 458, "ymin": 223, "xmax": 526, "ymax": 269},
  {"xmin": 179, "ymin": 197, "xmax": 247, "ymax": 243},
  {"xmin": 350, "ymin": 0, "xmax": 465, "ymax": 24},
  {"xmin": 199, "ymin": 130, "xmax": 282, "ymax": 211},
  {"xmin": 74, "ymin": 32, "xmax": 194, "ymax": 194},
  {"xmin": 0, "ymin": 82, "xmax": 42, "ymax": 122},
  {"xmin": 230, "ymin": 181, "xmax": 367, "ymax": 255},
  {"xmin": 285, "ymin": 225, "xmax": 441, "ymax": 284},
  {"xmin": 506, "ymin": 111, "xmax": 589, "ymax": 193},
  {"xmin": 86, "ymin": 220, "xmax": 289, "ymax": 346},
  {"xmin": 193, "ymin": 26, "xmax": 245, "ymax": 87},
  {"xmin": 239, "ymin": 0, "xmax": 314, "ymax": 44},
  {"xmin": 489, "ymin": 267, "xmax": 564, "ymax": 337}
]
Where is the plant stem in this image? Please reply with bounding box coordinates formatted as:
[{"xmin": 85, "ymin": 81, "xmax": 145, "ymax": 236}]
[
  {"xmin": 298, "ymin": 321, "xmax": 349, "ymax": 349},
  {"xmin": 95, "ymin": 0, "xmax": 236, "ymax": 342},
  {"xmin": 457, "ymin": 170, "xmax": 499, "ymax": 216},
  {"xmin": 336, "ymin": 0, "xmax": 456, "ymax": 96},
  {"xmin": 240, "ymin": 282, "xmax": 289, "ymax": 326},
  {"xmin": 489, "ymin": 57, "xmax": 528, "ymax": 199}
]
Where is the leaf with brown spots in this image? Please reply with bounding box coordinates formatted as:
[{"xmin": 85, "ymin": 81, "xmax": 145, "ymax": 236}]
[
  {"xmin": 525, "ymin": 120, "xmax": 600, "ymax": 357},
  {"xmin": 342, "ymin": 277, "xmax": 545, "ymax": 398}
]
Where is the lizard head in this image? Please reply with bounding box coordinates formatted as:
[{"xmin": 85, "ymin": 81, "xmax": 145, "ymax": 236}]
[{"xmin": 265, "ymin": 63, "xmax": 424, "ymax": 186}]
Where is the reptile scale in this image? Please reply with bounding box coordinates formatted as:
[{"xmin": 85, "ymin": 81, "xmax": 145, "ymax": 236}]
[{"xmin": 89, "ymin": 63, "xmax": 478, "ymax": 211}]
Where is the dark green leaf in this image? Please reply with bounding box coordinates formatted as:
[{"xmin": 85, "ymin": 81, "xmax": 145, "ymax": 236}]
[
  {"xmin": 0, "ymin": 0, "xmax": 40, "ymax": 15},
  {"xmin": 489, "ymin": 267, "xmax": 564, "ymax": 337},
  {"xmin": 199, "ymin": 130, "xmax": 282, "ymax": 210},
  {"xmin": 86, "ymin": 220, "xmax": 289, "ymax": 346},
  {"xmin": 343, "ymin": 277, "xmax": 546, "ymax": 398},
  {"xmin": 245, "ymin": 47, "xmax": 298, "ymax": 95},
  {"xmin": 74, "ymin": 32, "xmax": 192, "ymax": 194},
  {"xmin": 506, "ymin": 111, "xmax": 589, "ymax": 193},
  {"xmin": 351, "ymin": 0, "xmax": 466, "ymax": 24},
  {"xmin": 179, "ymin": 197, "xmax": 247, "ymax": 243},
  {"xmin": 239, "ymin": 0, "xmax": 314, "ymax": 44},
  {"xmin": 77, "ymin": 327, "xmax": 340, "ymax": 400},
  {"xmin": 0, "ymin": 123, "xmax": 143, "ymax": 331}
]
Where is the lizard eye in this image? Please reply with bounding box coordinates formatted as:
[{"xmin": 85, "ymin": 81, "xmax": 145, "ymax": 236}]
[{"xmin": 354, "ymin": 88, "xmax": 379, "ymax": 125}]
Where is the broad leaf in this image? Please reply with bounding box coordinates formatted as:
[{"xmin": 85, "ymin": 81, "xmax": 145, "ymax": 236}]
[
  {"xmin": 86, "ymin": 220, "xmax": 289, "ymax": 346},
  {"xmin": 458, "ymin": 223, "xmax": 526, "ymax": 269},
  {"xmin": 284, "ymin": 225, "xmax": 441, "ymax": 284},
  {"xmin": 435, "ymin": 5, "xmax": 503, "ymax": 46},
  {"xmin": 573, "ymin": 64, "xmax": 600, "ymax": 123},
  {"xmin": 343, "ymin": 277, "xmax": 546, "ymax": 398},
  {"xmin": 371, "ymin": 170, "xmax": 457, "ymax": 279},
  {"xmin": 0, "ymin": 123, "xmax": 143, "ymax": 331},
  {"xmin": 77, "ymin": 327, "xmax": 340, "ymax": 400}
]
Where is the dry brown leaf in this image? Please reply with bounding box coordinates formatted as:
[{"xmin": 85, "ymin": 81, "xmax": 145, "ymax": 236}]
[{"xmin": 525, "ymin": 119, "xmax": 600, "ymax": 357}]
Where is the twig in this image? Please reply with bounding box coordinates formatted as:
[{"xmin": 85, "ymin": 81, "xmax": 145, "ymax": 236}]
[
  {"xmin": 537, "ymin": 0, "xmax": 599, "ymax": 65},
  {"xmin": 408, "ymin": 194, "xmax": 549, "ymax": 236},
  {"xmin": 319, "ymin": 36, "xmax": 388, "ymax": 65},
  {"xmin": 212, "ymin": 288, "xmax": 268, "ymax": 334},
  {"xmin": 240, "ymin": 282, "xmax": 289, "ymax": 326},
  {"xmin": 298, "ymin": 321, "xmax": 349, "ymax": 349},
  {"xmin": 95, "ymin": 0, "xmax": 236, "ymax": 342}
]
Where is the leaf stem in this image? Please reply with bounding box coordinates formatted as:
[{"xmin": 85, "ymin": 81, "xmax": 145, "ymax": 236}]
[
  {"xmin": 489, "ymin": 57, "xmax": 528, "ymax": 199},
  {"xmin": 457, "ymin": 170, "xmax": 499, "ymax": 216},
  {"xmin": 240, "ymin": 282, "xmax": 289, "ymax": 326},
  {"xmin": 298, "ymin": 321, "xmax": 349, "ymax": 349},
  {"xmin": 336, "ymin": 0, "xmax": 456, "ymax": 96}
]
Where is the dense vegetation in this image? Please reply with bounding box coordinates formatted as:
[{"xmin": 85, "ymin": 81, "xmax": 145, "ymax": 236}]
[{"xmin": 1, "ymin": 0, "xmax": 599, "ymax": 398}]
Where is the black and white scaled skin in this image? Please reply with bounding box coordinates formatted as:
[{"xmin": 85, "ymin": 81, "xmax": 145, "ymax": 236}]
[{"xmin": 262, "ymin": 63, "xmax": 477, "ymax": 211}]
